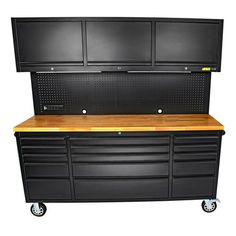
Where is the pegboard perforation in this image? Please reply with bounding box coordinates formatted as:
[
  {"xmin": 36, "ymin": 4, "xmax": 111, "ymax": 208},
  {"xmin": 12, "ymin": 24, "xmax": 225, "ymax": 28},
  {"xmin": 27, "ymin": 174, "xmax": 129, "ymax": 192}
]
[{"xmin": 31, "ymin": 72, "xmax": 210, "ymax": 115}]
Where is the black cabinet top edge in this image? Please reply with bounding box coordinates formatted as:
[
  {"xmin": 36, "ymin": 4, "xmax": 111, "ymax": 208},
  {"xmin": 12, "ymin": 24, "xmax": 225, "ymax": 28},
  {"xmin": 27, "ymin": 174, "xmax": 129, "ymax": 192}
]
[{"xmin": 11, "ymin": 17, "xmax": 223, "ymax": 22}]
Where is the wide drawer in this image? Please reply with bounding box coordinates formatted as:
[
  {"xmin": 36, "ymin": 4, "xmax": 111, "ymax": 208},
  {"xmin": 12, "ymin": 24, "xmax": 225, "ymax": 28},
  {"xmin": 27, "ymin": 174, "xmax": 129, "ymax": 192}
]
[
  {"xmin": 73, "ymin": 162, "xmax": 168, "ymax": 177},
  {"xmin": 27, "ymin": 179, "xmax": 71, "ymax": 200},
  {"xmin": 71, "ymin": 145, "xmax": 169, "ymax": 154},
  {"xmin": 70, "ymin": 136, "xmax": 169, "ymax": 146},
  {"xmin": 173, "ymin": 161, "xmax": 216, "ymax": 177},
  {"xmin": 74, "ymin": 178, "xmax": 168, "ymax": 200},
  {"xmin": 72, "ymin": 153, "xmax": 169, "ymax": 162},
  {"xmin": 25, "ymin": 163, "xmax": 69, "ymax": 178},
  {"xmin": 172, "ymin": 177, "xmax": 215, "ymax": 198}
]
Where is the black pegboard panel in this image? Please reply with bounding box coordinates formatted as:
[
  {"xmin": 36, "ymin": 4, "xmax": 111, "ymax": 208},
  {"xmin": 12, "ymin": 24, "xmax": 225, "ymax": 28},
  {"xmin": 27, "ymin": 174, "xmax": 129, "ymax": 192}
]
[{"xmin": 31, "ymin": 72, "xmax": 210, "ymax": 115}]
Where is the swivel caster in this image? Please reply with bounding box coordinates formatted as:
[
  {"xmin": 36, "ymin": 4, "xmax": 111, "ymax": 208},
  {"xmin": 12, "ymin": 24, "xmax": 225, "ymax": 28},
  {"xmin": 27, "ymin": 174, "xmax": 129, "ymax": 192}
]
[
  {"xmin": 30, "ymin": 202, "xmax": 47, "ymax": 217},
  {"xmin": 201, "ymin": 200, "xmax": 217, "ymax": 213}
]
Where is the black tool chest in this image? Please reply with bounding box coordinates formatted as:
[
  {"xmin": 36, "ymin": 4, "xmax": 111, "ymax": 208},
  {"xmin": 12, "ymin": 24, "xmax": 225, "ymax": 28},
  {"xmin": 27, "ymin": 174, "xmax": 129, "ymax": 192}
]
[
  {"xmin": 12, "ymin": 17, "xmax": 224, "ymax": 216},
  {"xmin": 16, "ymin": 131, "xmax": 223, "ymax": 202}
]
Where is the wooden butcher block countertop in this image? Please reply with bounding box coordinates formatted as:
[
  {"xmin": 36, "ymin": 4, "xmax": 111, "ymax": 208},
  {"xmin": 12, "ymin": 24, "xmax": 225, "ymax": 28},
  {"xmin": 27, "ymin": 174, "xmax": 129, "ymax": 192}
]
[{"xmin": 13, "ymin": 114, "xmax": 224, "ymax": 132}]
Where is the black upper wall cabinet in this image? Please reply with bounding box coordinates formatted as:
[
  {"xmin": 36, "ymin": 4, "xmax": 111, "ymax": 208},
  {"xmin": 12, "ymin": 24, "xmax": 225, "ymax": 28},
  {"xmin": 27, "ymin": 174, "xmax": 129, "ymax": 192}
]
[{"xmin": 12, "ymin": 17, "xmax": 223, "ymax": 72}]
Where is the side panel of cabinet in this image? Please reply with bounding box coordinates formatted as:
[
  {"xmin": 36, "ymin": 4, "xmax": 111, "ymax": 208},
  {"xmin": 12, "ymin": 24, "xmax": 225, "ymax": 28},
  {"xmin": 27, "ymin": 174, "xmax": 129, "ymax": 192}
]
[{"xmin": 86, "ymin": 21, "xmax": 152, "ymax": 65}]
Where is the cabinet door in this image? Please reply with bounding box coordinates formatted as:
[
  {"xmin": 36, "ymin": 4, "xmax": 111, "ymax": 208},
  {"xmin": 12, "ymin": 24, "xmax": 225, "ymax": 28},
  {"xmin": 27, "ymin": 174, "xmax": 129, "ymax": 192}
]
[
  {"xmin": 86, "ymin": 21, "xmax": 152, "ymax": 65},
  {"xmin": 15, "ymin": 21, "xmax": 83, "ymax": 66},
  {"xmin": 155, "ymin": 21, "xmax": 220, "ymax": 65}
]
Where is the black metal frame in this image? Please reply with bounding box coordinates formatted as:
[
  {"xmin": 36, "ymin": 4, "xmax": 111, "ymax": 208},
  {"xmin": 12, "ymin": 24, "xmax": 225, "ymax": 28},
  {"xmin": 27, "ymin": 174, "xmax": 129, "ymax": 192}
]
[{"xmin": 11, "ymin": 17, "xmax": 223, "ymax": 72}]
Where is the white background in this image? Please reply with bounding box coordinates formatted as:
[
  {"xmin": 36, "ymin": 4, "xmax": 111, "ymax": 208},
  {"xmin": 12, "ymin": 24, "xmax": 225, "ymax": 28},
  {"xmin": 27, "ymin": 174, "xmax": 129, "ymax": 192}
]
[{"xmin": 0, "ymin": 0, "xmax": 235, "ymax": 235}]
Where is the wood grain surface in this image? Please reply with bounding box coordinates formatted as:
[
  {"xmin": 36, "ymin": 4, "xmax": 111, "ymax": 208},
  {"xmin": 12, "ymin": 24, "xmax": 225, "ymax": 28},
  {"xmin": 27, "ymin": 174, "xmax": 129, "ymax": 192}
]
[{"xmin": 13, "ymin": 114, "xmax": 224, "ymax": 132}]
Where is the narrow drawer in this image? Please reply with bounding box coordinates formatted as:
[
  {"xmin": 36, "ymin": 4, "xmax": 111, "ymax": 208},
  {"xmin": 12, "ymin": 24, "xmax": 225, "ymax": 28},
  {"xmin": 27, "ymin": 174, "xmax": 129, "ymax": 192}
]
[
  {"xmin": 27, "ymin": 179, "xmax": 71, "ymax": 200},
  {"xmin": 174, "ymin": 144, "xmax": 218, "ymax": 153},
  {"xmin": 174, "ymin": 152, "xmax": 217, "ymax": 161},
  {"xmin": 75, "ymin": 178, "xmax": 168, "ymax": 200},
  {"xmin": 72, "ymin": 153, "xmax": 169, "ymax": 162},
  {"xmin": 20, "ymin": 137, "xmax": 66, "ymax": 146},
  {"xmin": 172, "ymin": 177, "xmax": 214, "ymax": 198},
  {"xmin": 25, "ymin": 163, "xmax": 69, "ymax": 178},
  {"xmin": 73, "ymin": 162, "xmax": 168, "ymax": 177},
  {"xmin": 173, "ymin": 161, "xmax": 216, "ymax": 177},
  {"xmin": 174, "ymin": 135, "xmax": 218, "ymax": 144},
  {"xmin": 71, "ymin": 145, "xmax": 169, "ymax": 154},
  {"xmin": 23, "ymin": 154, "xmax": 67, "ymax": 162},
  {"xmin": 22, "ymin": 146, "xmax": 67, "ymax": 155},
  {"xmin": 70, "ymin": 136, "xmax": 169, "ymax": 146}
]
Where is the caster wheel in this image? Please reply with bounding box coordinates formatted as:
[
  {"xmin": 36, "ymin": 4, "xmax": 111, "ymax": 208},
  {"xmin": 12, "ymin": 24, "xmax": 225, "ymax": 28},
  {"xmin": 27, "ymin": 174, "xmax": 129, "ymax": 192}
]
[
  {"xmin": 30, "ymin": 203, "xmax": 47, "ymax": 217},
  {"xmin": 202, "ymin": 200, "xmax": 217, "ymax": 213}
]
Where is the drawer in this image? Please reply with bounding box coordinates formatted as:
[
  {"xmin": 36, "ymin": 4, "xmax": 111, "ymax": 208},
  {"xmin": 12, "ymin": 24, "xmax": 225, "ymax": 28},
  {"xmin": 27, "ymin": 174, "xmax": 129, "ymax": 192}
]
[
  {"xmin": 27, "ymin": 179, "xmax": 71, "ymax": 200},
  {"xmin": 25, "ymin": 163, "xmax": 69, "ymax": 178},
  {"xmin": 173, "ymin": 161, "xmax": 216, "ymax": 177},
  {"xmin": 174, "ymin": 152, "xmax": 217, "ymax": 161},
  {"xmin": 23, "ymin": 154, "xmax": 67, "ymax": 162},
  {"xmin": 174, "ymin": 135, "xmax": 218, "ymax": 144},
  {"xmin": 73, "ymin": 162, "xmax": 168, "ymax": 177},
  {"xmin": 72, "ymin": 153, "xmax": 169, "ymax": 162},
  {"xmin": 70, "ymin": 136, "xmax": 169, "ymax": 146},
  {"xmin": 20, "ymin": 137, "xmax": 66, "ymax": 146},
  {"xmin": 172, "ymin": 177, "xmax": 214, "ymax": 198},
  {"xmin": 74, "ymin": 178, "xmax": 168, "ymax": 200},
  {"xmin": 174, "ymin": 144, "xmax": 218, "ymax": 153},
  {"xmin": 22, "ymin": 146, "xmax": 67, "ymax": 155},
  {"xmin": 71, "ymin": 145, "xmax": 169, "ymax": 154}
]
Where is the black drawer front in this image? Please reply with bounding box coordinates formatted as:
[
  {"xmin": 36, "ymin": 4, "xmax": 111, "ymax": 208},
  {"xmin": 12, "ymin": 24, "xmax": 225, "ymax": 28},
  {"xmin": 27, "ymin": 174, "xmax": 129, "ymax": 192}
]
[
  {"xmin": 174, "ymin": 152, "xmax": 217, "ymax": 161},
  {"xmin": 172, "ymin": 177, "xmax": 214, "ymax": 198},
  {"xmin": 23, "ymin": 154, "xmax": 68, "ymax": 162},
  {"xmin": 22, "ymin": 146, "xmax": 67, "ymax": 155},
  {"xmin": 20, "ymin": 137, "xmax": 66, "ymax": 146},
  {"xmin": 174, "ymin": 144, "xmax": 218, "ymax": 153},
  {"xmin": 70, "ymin": 136, "xmax": 169, "ymax": 146},
  {"xmin": 173, "ymin": 161, "xmax": 216, "ymax": 177},
  {"xmin": 27, "ymin": 179, "xmax": 71, "ymax": 200},
  {"xmin": 20, "ymin": 135, "xmax": 67, "ymax": 161},
  {"xmin": 72, "ymin": 153, "xmax": 169, "ymax": 162},
  {"xmin": 75, "ymin": 178, "xmax": 168, "ymax": 200},
  {"xmin": 174, "ymin": 135, "xmax": 218, "ymax": 144},
  {"xmin": 25, "ymin": 163, "xmax": 69, "ymax": 178},
  {"xmin": 73, "ymin": 163, "xmax": 168, "ymax": 177},
  {"xmin": 71, "ymin": 145, "xmax": 169, "ymax": 154}
]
